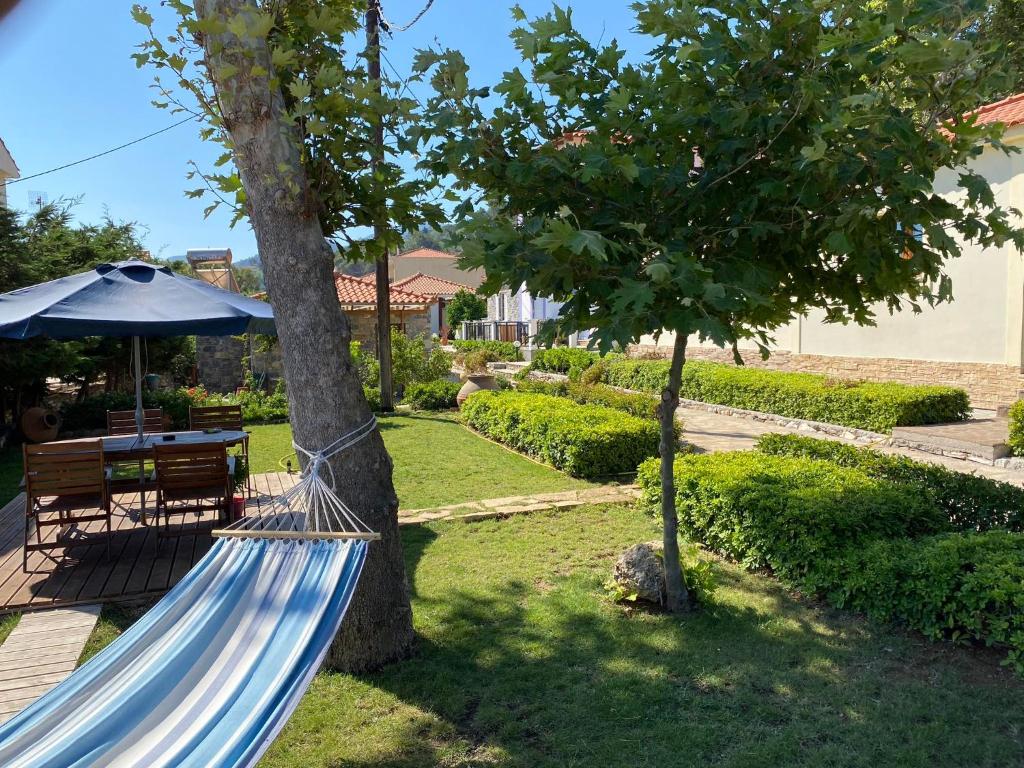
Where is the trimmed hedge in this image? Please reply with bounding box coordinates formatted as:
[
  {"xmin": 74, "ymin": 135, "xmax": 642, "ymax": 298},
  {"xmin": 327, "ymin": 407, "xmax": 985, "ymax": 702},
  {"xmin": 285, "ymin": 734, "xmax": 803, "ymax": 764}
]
[
  {"xmin": 516, "ymin": 379, "xmax": 659, "ymax": 420},
  {"xmin": 757, "ymin": 433, "xmax": 1024, "ymax": 533},
  {"xmin": 603, "ymin": 358, "xmax": 969, "ymax": 432},
  {"xmin": 1009, "ymin": 399, "xmax": 1024, "ymax": 456},
  {"xmin": 821, "ymin": 532, "xmax": 1024, "ymax": 673},
  {"xmin": 452, "ymin": 339, "xmax": 522, "ymax": 361},
  {"xmin": 531, "ymin": 348, "xmax": 600, "ymax": 374},
  {"xmin": 638, "ymin": 451, "xmax": 1024, "ymax": 672},
  {"xmin": 461, "ymin": 390, "xmax": 659, "ymax": 478},
  {"xmin": 637, "ymin": 452, "xmax": 947, "ymax": 581},
  {"xmin": 405, "ymin": 380, "xmax": 461, "ymax": 410}
]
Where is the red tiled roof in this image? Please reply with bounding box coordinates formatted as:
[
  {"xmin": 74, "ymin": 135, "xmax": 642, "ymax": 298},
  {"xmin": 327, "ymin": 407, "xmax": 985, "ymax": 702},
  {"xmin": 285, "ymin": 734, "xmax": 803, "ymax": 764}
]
[
  {"xmin": 334, "ymin": 273, "xmax": 431, "ymax": 308},
  {"xmin": 966, "ymin": 92, "xmax": 1024, "ymax": 129},
  {"xmin": 396, "ymin": 247, "xmax": 459, "ymax": 260},
  {"xmin": 391, "ymin": 272, "xmax": 472, "ymax": 297}
]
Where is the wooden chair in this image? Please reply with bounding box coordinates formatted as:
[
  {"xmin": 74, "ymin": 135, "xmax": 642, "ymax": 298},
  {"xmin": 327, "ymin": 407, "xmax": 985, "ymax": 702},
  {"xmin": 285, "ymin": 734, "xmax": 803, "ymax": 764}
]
[
  {"xmin": 189, "ymin": 405, "xmax": 250, "ymax": 497},
  {"xmin": 106, "ymin": 408, "xmax": 164, "ymax": 515},
  {"xmin": 106, "ymin": 409, "xmax": 164, "ymax": 436},
  {"xmin": 153, "ymin": 442, "xmax": 234, "ymax": 537},
  {"xmin": 23, "ymin": 440, "xmax": 111, "ymax": 573}
]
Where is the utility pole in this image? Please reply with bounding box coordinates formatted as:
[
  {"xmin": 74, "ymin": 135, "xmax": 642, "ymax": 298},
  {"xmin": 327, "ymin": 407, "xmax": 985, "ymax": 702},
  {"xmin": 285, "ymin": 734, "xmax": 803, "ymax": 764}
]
[{"xmin": 366, "ymin": 0, "xmax": 394, "ymax": 411}]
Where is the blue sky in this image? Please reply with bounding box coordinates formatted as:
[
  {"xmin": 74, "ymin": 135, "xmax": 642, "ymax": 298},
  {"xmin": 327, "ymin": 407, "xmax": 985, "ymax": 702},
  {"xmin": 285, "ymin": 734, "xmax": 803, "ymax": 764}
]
[{"xmin": 1, "ymin": 1, "xmax": 643, "ymax": 260}]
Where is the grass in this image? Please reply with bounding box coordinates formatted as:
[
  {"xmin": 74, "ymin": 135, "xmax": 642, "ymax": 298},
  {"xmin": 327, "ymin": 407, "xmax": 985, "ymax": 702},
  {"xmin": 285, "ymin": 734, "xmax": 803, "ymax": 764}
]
[
  {"xmin": 76, "ymin": 504, "xmax": 1024, "ymax": 766},
  {"xmin": 248, "ymin": 412, "xmax": 594, "ymax": 509},
  {"xmin": 0, "ymin": 613, "xmax": 19, "ymax": 645}
]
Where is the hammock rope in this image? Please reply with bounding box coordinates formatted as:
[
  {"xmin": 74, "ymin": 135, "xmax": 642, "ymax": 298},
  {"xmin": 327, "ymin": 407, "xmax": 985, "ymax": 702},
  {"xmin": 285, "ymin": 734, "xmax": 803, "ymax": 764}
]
[{"xmin": 215, "ymin": 415, "xmax": 381, "ymax": 541}]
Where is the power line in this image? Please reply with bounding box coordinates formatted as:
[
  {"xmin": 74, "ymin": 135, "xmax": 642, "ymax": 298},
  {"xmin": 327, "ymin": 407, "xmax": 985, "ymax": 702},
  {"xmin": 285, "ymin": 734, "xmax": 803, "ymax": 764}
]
[
  {"xmin": 380, "ymin": 0, "xmax": 435, "ymax": 34},
  {"xmin": 8, "ymin": 116, "xmax": 197, "ymax": 185}
]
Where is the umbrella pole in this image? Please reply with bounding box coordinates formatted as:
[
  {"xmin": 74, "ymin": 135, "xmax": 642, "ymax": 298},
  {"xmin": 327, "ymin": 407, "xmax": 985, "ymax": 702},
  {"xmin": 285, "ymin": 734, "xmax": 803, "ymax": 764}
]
[{"xmin": 133, "ymin": 335, "xmax": 148, "ymax": 521}]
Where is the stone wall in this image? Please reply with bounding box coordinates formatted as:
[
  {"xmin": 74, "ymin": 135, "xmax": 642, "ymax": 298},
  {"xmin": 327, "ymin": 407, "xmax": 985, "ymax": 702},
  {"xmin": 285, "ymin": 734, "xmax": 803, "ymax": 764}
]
[
  {"xmin": 348, "ymin": 307, "xmax": 431, "ymax": 354},
  {"xmin": 629, "ymin": 344, "xmax": 1024, "ymax": 410},
  {"xmin": 196, "ymin": 335, "xmax": 246, "ymax": 394}
]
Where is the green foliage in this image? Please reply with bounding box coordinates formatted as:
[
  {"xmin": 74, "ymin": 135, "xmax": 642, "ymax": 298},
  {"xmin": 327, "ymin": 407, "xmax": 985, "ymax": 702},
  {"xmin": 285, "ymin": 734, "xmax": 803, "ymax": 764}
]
[
  {"xmin": 461, "ymin": 391, "xmax": 659, "ymax": 478},
  {"xmin": 517, "ymin": 379, "xmax": 659, "ymax": 420},
  {"xmin": 531, "ymin": 348, "xmax": 600, "ymax": 374},
  {"xmin": 604, "ymin": 542, "xmax": 716, "ymax": 607},
  {"xmin": 1008, "ymin": 399, "xmax": 1024, "ymax": 456},
  {"xmin": 390, "ymin": 330, "xmax": 453, "ymax": 392},
  {"xmin": 446, "ymin": 290, "xmax": 487, "ymax": 329},
  {"xmin": 349, "ymin": 341, "xmax": 380, "ymax": 388},
  {"xmin": 404, "ymin": 380, "xmax": 461, "ymax": 411},
  {"xmin": 756, "ymin": 433, "xmax": 1024, "ymax": 532},
  {"xmin": 363, "ymin": 386, "xmax": 381, "ymax": 413},
  {"xmin": 452, "ymin": 339, "xmax": 521, "ymax": 361},
  {"xmin": 415, "ymin": 2, "xmax": 1023, "ymax": 356},
  {"xmin": 60, "ymin": 388, "xmax": 199, "ymax": 432},
  {"xmin": 823, "ymin": 532, "xmax": 1024, "ymax": 674},
  {"xmin": 637, "ymin": 452, "xmax": 947, "ymax": 581},
  {"xmin": 603, "ymin": 358, "xmax": 969, "ymax": 432}
]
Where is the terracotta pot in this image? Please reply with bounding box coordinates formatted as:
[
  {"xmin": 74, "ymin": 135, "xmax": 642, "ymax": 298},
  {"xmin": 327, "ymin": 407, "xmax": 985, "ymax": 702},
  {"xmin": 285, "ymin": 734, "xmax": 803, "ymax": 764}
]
[
  {"xmin": 457, "ymin": 374, "xmax": 498, "ymax": 407},
  {"xmin": 230, "ymin": 495, "xmax": 246, "ymax": 522}
]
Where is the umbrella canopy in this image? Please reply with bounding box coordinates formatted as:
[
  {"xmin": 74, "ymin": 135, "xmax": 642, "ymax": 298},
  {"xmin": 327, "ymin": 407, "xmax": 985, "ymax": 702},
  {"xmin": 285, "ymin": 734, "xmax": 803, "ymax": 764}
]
[{"xmin": 0, "ymin": 260, "xmax": 275, "ymax": 340}]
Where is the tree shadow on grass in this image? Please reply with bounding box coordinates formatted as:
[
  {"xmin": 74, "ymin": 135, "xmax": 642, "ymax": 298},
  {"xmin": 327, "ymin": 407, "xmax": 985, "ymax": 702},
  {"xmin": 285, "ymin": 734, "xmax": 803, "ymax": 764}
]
[{"xmin": 330, "ymin": 541, "xmax": 1024, "ymax": 768}]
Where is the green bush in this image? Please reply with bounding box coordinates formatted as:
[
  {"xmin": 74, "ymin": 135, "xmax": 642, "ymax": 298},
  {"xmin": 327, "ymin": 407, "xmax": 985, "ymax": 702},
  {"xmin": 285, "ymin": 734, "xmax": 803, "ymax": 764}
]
[
  {"xmin": 60, "ymin": 388, "xmax": 200, "ymax": 432},
  {"xmin": 517, "ymin": 379, "xmax": 659, "ymax": 420},
  {"xmin": 461, "ymin": 390, "xmax": 659, "ymax": 478},
  {"xmin": 636, "ymin": 452, "xmax": 947, "ymax": 581},
  {"xmin": 756, "ymin": 433, "xmax": 1024, "ymax": 533},
  {"xmin": 200, "ymin": 382, "xmax": 290, "ymax": 424},
  {"xmin": 603, "ymin": 358, "xmax": 969, "ymax": 432},
  {"xmin": 452, "ymin": 340, "xmax": 522, "ymax": 361},
  {"xmin": 1009, "ymin": 400, "xmax": 1024, "ymax": 456},
  {"xmin": 391, "ymin": 330, "xmax": 453, "ymax": 391},
  {"xmin": 531, "ymin": 347, "xmax": 600, "ymax": 374},
  {"xmin": 363, "ymin": 386, "xmax": 382, "ymax": 412},
  {"xmin": 823, "ymin": 532, "xmax": 1024, "ymax": 673},
  {"xmin": 405, "ymin": 380, "xmax": 461, "ymax": 410}
]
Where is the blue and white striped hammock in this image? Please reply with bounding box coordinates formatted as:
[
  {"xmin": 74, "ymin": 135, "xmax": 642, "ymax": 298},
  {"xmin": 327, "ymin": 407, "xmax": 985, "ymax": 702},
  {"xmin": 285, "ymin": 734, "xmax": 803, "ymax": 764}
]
[{"xmin": 0, "ymin": 418, "xmax": 380, "ymax": 767}]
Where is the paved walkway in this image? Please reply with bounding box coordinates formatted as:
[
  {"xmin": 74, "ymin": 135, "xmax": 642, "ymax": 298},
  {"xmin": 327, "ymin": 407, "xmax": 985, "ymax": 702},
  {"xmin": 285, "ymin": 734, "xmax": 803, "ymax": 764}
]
[
  {"xmin": 0, "ymin": 604, "xmax": 100, "ymax": 723},
  {"xmin": 679, "ymin": 405, "xmax": 1024, "ymax": 486},
  {"xmin": 399, "ymin": 485, "xmax": 641, "ymax": 525}
]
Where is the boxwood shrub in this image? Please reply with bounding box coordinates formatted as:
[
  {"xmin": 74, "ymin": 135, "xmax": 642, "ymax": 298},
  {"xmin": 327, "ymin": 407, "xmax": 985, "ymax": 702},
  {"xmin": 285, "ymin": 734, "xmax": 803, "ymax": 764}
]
[
  {"xmin": 461, "ymin": 390, "xmax": 659, "ymax": 478},
  {"xmin": 531, "ymin": 347, "xmax": 601, "ymax": 374},
  {"xmin": 756, "ymin": 433, "xmax": 1024, "ymax": 533},
  {"xmin": 602, "ymin": 358, "xmax": 969, "ymax": 432},
  {"xmin": 1009, "ymin": 400, "xmax": 1024, "ymax": 456},
  {"xmin": 405, "ymin": 380, "xmax": 461, "ymax": 411},
  {"xmin": 637, "ymin": 452, "xmax": 947, "ymax": 581},
  {"xmin": 452, "ymin": 339, "xmax": 522, "ymax": 361},
  {"xmin": 516, "ymin": 379, "xmax": 659, "ymax": 420}
]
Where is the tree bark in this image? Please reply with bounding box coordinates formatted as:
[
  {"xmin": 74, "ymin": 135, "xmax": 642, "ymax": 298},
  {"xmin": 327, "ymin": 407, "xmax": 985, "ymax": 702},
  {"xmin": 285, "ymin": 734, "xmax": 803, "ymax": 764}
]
[
  {"xmin": 195, "ymin": 0, "xmax": 414, "ymax": 672},
  {"xmin": 659, "ymin": 332, "xmax": 690, "ymax": 613}
]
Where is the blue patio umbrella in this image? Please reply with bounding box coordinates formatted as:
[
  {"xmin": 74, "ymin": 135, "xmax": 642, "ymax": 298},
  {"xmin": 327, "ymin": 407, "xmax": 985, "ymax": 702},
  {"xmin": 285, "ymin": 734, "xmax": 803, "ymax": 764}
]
[{"xmin": 0, "ymin": 260, "xmax": 276, "ymax": 440}]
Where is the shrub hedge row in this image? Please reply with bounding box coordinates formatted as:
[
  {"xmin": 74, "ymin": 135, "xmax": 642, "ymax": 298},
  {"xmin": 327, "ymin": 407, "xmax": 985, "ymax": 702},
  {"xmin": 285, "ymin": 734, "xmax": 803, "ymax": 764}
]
[
  {"xmin": 461, "ymin": 390, "xmax": 659, "ymax": 478},
  {"xmin": 405, "ymin": 380, "xmax": 461, "ymax": 410},
  {"xmin": 530, "ymin": 348, "xmax": 600, "ymax": 374},
  {"xmin": 602, "ymin": 358, "xmax": 969, "ymax": 432},
  {"xmin": 637, "ymin": 451, "xmax": 1024, "ymax": 672},
  {"xmin": 515, "ymin": 379, "xmax": 659, "ymax": 420},
  {"xmin": 1009, "ymin": 400, "xmax": 1024, "ymax": 456},
  {"xmin": 756, "ymin": 433, "xmax": 1024, "ymax": 532},
  {"xmin": 452, "ymin": 340, "xmax": 522, "ymax": 361}
]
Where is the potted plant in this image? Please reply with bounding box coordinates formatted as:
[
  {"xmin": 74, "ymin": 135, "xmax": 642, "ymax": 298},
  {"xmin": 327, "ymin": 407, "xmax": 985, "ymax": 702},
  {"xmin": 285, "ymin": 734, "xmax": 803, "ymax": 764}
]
[
  {"xmin": 229, "ymin": 454, "xmax": 249, "ymax": 521},
  {"xmin": 456, "ymin": 349, "xmax": 499, "ymax": 407}
]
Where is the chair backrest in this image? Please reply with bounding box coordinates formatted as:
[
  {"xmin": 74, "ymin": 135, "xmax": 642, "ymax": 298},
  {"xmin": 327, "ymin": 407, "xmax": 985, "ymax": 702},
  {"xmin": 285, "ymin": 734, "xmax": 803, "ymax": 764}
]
[
  {"xmin": 107, "ymin": 409, "xmax": 164, "ymax": 436},
  {"xmin": 24, "ymin": 440, "xmax": 105, "ymax": 501},
  {"xmin": 189, "ymin": 405, "xmax": 243, "ymax": 432},
  {"xmin": 153, "ymin": 442, "xmax": 229, "ymax": 493}
]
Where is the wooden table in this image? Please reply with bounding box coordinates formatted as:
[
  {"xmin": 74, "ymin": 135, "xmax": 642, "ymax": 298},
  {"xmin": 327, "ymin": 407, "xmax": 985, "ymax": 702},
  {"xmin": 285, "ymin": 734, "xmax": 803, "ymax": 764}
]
[{"xmin": 56, "ymin": 430, "xmax": 247, "ymax": 525}]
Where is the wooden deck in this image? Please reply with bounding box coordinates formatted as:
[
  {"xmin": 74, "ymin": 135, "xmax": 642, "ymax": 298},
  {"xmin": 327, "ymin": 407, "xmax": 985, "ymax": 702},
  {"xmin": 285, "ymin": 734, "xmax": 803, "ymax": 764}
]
[{"xmin": 0, "ymin": 472, "xmax": 298, "ymax": 614}]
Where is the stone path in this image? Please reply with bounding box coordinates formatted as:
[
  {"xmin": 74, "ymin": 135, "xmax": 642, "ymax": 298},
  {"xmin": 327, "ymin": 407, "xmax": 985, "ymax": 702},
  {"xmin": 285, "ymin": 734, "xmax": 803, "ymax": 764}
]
[
  {"xmin": 679, "ymin": 405, "xmax": 1024, "ymax": 486},
  {"xmin": 0, "ymin": 604, "xmax": 101, "ymax": 724},
  {"xmin": 399, "ymin": 485, "xmax": 642, "ymax": 525}
]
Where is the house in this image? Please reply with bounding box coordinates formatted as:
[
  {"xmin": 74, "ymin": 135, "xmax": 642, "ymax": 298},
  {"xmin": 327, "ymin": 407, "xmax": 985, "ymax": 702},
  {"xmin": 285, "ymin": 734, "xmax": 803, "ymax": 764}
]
[
  {"xmin": 335, "ymin": 273, "xmax": 435, "ymax": 353},
  {"xmin": 389, "ymin": 247, "xmax": 483, "ymax": 288},
  {"xmin": 636, "ymin": 91, "xmax": 1024, "ymax": 410},
  {"xmin": 391, "ymin": 272, "xmax": 474, "ymax": 339},
  {"xmin": 0, "ymin": 138, "xmax": 19, "ymax": 208}
]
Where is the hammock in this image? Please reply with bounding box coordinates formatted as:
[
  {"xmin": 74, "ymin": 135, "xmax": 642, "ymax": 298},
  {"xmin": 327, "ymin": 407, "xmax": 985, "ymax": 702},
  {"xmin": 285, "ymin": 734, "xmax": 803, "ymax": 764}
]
[{"xmin": 0, "ymin": 418, "xmax": 380, "ymax": 768}]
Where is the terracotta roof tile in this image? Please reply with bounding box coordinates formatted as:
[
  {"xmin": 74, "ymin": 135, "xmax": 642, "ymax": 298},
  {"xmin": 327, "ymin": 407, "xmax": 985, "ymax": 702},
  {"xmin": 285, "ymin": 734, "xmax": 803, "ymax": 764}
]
[
  {"xmin": 395, "ymin": 247, "xmax": 459, "ymax": 259},
  {"xmin": 391, "ymin": 272, "xmax": 472, "ymax": 297},
  {"xmin": 334, "ymin": 273, "xmax": 431, "ymax": 307},
  {"xmin": 967, "ymin": 91, "xmax": 1024, "ymax": 128}
]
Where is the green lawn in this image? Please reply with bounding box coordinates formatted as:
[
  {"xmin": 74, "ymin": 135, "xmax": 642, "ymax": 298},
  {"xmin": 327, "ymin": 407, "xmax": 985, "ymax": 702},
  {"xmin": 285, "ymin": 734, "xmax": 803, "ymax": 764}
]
[{"xmin": 248, "ymin": 412, "xmax": 594, "ymax": 509}]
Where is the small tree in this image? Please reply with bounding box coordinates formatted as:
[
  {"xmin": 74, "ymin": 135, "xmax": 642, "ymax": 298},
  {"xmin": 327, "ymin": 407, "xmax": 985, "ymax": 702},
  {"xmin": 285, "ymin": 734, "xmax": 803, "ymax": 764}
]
[
  {"xmin": 446, "ymin": 289, "xmax": 487, "ymax": 331},
  {"xmin": 416, "ymin": 0, "xmax": 1024, "ymax": 612}
]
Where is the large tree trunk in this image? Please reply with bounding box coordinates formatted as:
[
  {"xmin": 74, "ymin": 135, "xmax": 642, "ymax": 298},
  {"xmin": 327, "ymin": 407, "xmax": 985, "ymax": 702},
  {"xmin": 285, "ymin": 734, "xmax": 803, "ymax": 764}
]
[
  {"xmin": 196, "ymin": 0, "xmax": 414, "ymax": 672},
  {"xmin": 659, "ymin": 333, "xmax": 690, "ymax": 613}
]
